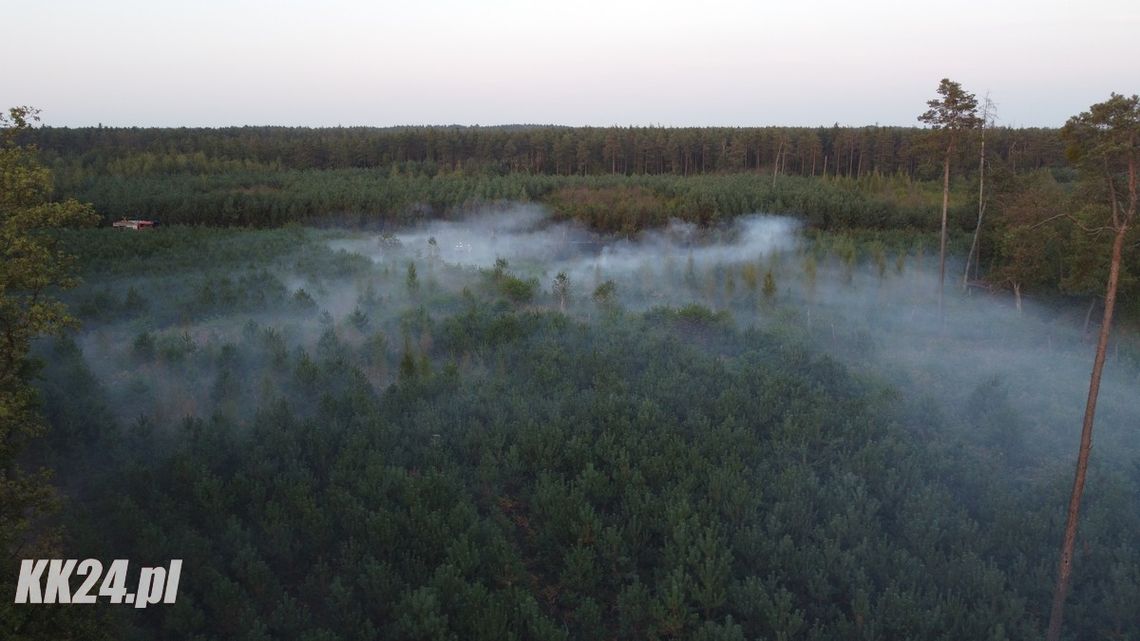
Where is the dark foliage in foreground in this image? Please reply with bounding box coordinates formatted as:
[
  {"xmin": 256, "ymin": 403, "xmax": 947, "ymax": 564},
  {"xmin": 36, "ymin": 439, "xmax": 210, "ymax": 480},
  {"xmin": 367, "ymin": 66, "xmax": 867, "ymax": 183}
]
[{"xmin": 44, "ymin": 301, "xmax": 1139, "ymax": 641}]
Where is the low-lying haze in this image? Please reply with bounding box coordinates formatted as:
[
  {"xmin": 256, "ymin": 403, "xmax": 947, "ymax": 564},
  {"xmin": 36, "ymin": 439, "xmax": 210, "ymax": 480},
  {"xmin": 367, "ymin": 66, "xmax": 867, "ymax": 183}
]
[{"xmin": 58, "ymin": 206, "xmax": 1140, "ymax": 475}]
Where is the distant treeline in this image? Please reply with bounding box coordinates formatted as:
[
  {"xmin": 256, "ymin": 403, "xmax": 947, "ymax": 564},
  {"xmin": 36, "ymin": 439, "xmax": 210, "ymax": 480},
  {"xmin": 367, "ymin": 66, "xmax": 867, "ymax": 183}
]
[
  {"xmin": 58, "ymin": 171, "xmax": 961, "ymax": 233},
  {"xmin": 29, "ymin": 124, "xmax": 1066, "ymax": 179}
]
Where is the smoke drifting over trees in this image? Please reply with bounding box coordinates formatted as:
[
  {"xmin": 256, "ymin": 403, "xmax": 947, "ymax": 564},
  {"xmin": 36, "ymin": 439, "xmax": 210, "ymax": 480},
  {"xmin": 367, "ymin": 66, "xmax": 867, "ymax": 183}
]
[{"xmin": 24, "ymin": 202, "xmax": 1140, "ymax": 639}]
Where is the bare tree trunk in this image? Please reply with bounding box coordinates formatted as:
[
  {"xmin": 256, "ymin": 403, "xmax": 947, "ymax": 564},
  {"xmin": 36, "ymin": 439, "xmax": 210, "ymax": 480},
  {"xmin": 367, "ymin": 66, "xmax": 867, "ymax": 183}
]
[
  {"xmin": 938, "ymin": 148, "xmax": 951, "ymax": 317},
  {"xmin": 964, "ymin": 104, "xmax": 989, "ymax": 287},
  {"xmin": 964, "ymin": 199, "xmax": 985, "ymax": 289},
  {"xmin": 1046, "ymin": 223, "xmax": 1127, "ymax": 641},
  {"xmin": 772, "ymin": 141, "xmax": 784, "ymax": 189}
]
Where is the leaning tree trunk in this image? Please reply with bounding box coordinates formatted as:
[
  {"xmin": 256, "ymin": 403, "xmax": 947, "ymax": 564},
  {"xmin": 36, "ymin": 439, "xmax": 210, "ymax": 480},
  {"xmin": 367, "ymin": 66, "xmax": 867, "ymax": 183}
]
[
  {"xmin": 938, "ymin": 147, "xmax": 951, "ymax": 316},
  {"xmin": 1046, "ymin": 222, "xmax": 1128, "ymax": 641},
  {"xmin": 964, "ymin": 127, "xmax": 986, "ymax": 287}
]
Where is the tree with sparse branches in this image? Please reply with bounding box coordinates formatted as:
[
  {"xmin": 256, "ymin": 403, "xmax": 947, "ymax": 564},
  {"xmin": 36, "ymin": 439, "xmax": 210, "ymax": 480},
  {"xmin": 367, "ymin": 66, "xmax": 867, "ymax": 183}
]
[
  {"xmin": 1046, "ymin": 92, "xmax": 1139, "ymax": 641},
  {"xmin": 918, "ymin": 79, "xmax": 980, "ymax": 315},
  {"xmin": 552, "ymin": 271, "xmax": 570, "ymax": 312},
  {"xmin": 963, "ymin": 93, "xmax": 997, "ymax": 286}
]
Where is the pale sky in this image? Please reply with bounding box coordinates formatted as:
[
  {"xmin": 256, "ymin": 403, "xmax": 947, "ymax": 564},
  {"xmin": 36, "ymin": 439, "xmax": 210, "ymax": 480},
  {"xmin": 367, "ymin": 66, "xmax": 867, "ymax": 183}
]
[{"xmin": 3, "ymin": 0, "xmax": 1136, "ymax": 128}]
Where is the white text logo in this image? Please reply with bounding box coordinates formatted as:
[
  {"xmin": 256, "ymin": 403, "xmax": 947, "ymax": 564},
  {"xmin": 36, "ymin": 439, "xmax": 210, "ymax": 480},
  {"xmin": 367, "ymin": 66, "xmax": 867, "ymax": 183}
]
[{"xmin": 14, "ymin": 559, "xmax": 182, "ymax": 608}]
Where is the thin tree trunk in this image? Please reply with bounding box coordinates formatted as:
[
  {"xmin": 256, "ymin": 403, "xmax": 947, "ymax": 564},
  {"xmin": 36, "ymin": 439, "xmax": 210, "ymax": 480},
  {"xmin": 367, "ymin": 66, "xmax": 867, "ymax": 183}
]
[
  {"xmin": 938, "ymin": 148, "xmax": 951, "ymax": 317},
  {"xmin": 974, "ymin": 241, "xmax": 983, "ymax": 281},
  {"xmin": 1046, "ymin": 223, "xmax": 1127, "ymax": 641},
  {"xmin": 772, "ymin": 141, "xmax": 784, "ymax": 189},
  {"xmin": 964, "ymin": 120, "xmax": 987, "ymax": 287}
]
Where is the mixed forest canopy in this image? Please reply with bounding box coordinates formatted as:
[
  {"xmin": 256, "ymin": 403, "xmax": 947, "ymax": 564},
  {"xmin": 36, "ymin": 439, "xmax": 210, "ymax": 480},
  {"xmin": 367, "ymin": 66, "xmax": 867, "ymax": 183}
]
[
  {"xmin": 19, "ymin": 120, "xmax": 1140, "ymax": 322},
  {"xmin": 3, "ymin": 92, "xmax": 1139, "ymax": 641}
]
